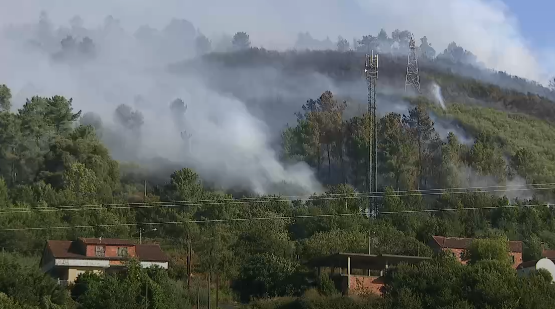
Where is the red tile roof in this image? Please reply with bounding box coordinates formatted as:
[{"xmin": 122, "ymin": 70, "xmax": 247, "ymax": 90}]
[
  {"xmin": 542, "ymin": 249, "xmax": 555, "ymax": 259},
  {"xmin": 135, "ymin": 244, "xmax": 170, "ymax": 262},
  {"xmin": 44, "ymin": 240, "xmax": 168, "ymax": 262},
  {"xmin": 431, "ymin": 236, "xmax": 523, "ymax": 253},
  {"xmin": 78, "ymin": 237, "xmax": 135, "ymax": 246}
]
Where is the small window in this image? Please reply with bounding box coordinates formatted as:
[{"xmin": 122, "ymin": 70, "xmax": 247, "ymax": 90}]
[
  {"xmin": 511, "ymin": 255, "xmax": 515, "ymax": 263},
  {"xmin": 95, "ymin": 246, "xmax": 105, "ymax": 257},
  {"xmin": 117, "ymin": 247, "xmax": 129, "ymax": 257}
]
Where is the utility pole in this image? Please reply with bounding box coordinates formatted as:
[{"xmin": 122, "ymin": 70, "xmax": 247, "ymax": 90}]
[
  {"xmin": 405, "ymin": 34, "xmax": 421, "ymax": 93},
  {"xmin": 368, "ymin": 232, "xmax": 372, "ymax": 255},
  {"xmin": 365, "ymin": 50, "xmax": 379, "ymax": 218},
  {"xmin": 216, "ymin": 274, "xmax": 219, "ymax": 309},
  {"xmin": 144, "ymin": 180, "xmax": 147, "ymax": 202},
  {"xmin": 139, "ymin": 227, "xmax": 157, "ymax": 245},
  {"xmin": 145, "ymin": 280, "xmax": 149, "ymax": 309},
  {"xmin": 368, "ymin": 232, "xmax": 372, "ymax": 275},
  {"xmin": 196, "ymin": 280, "xmax": 200, "ymax": 309},
  {"xmin": 207, "ymin": 273, "xmax": 211, "ymax": 309},
  {"xmin": 187, "ymin": 237, "xmax": 192, "ymax": 291}
]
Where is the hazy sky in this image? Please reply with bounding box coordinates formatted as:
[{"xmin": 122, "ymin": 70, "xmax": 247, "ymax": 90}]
[
  {"xmin": 0, "ymin": 0, "xmax": 553, "ymax": 81},
  {"xmin": 503, "ymin": 0, "xmax": 553, "ymax": 50}
]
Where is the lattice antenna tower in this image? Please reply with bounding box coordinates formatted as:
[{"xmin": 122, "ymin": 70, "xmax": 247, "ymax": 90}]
[
  {"xmin": 364, "ymin": 51, "xmax": 379, "ymax": 217},
  {"xmin": 405, "ymin": 34, "xmax": 421, "ymax": 93}
]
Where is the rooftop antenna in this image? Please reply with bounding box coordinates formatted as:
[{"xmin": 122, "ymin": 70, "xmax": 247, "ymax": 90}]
[
  {"xmin": 364, "ymin": 50, "xmax": 379, "ymax": 218},
  {"xmin": 405, "ymin": 34, "xmax": 421, "ymax": 93}
]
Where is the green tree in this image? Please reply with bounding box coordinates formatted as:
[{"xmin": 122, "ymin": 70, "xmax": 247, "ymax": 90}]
[
  {"xmin": 0, "ymin": 84, "xmax": 11, "ymax": 111},
  {"xmin": 73, "ymin": 261, "xmax": 179, "ymax": 309},
  {"xmin": 195, "ymin": 34, "xmax": 212, "ymax": 55},
  {"xmin": 0, "ymin": 255, "xmax": 70, "ymax": 308},
  {"xmin": 345, "ymin": 115, "xmax": 371, "ymax": 189},
  {"xmin": 438, "ymin": 132, "xmax": 465, "ymax": 187},
  {"xmin": 402, "ymin": 104, "xmax": 437, "ymax": 189},
  {"xmin": 234, "ymin": 253, "xmax": 305, "ymax": 301},
  {"xmin": 0, "ymin": 177, "xmax": 11, "ymax": 207},
  {"xmin": 232, "ymin": 32, "xmax": 251, "ymax": 51},
  {"xmin": 463, "ymin": 238, "xmax": 512, "ymax": 265},
  {"xmin": 336, "ymin": 36, "xmax": 350, "ymax": 52},
  {"xmin": 379, "ymin": 113, "xmax": 417, "ymax": 189}
]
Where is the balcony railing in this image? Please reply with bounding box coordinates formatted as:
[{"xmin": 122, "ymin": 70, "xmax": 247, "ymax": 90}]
[{"xmin": 57, "ymin": 279, "xmax": 70, "ymax": 287}]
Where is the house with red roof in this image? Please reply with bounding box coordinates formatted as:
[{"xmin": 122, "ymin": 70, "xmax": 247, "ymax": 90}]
[
  {"xmin": 429, "ymin": 236, "xmax": 523, "ymax": 269},
  {"xmin": 39, "ymin": 237, "xmax": 169, "ymax": 285}
]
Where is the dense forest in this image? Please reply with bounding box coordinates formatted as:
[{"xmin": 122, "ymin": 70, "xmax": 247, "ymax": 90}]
[{"xmin": 3, "ymin": 13, "xmax": 555, "ymax": 309}]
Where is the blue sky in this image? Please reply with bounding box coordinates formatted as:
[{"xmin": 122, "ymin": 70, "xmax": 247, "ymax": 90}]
[{"xmin": 503, "ymin": 0, "xmax": 554, "ymax": 50}]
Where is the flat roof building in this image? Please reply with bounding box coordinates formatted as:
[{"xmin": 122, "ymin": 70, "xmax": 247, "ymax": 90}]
[{"xmin": 308, "ymin": 253, "xmax": 431, "ymax": 296}]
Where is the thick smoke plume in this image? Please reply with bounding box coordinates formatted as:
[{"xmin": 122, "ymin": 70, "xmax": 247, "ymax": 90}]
[
  {"xmin": 0, "ymin": 0, "xmax": 551, "ymax": 83},
  {"xmin": 0, "ymin": 15, "xmax": 323, "ymax": 196},
  {"xmin": 0, "ymin": 1, "xmax": 546, "ymax": 197}
]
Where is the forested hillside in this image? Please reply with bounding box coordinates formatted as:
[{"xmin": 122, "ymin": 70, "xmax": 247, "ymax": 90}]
[{"xmin": 3, "ymin": 16, "xmax": 555, "ymax": 309}]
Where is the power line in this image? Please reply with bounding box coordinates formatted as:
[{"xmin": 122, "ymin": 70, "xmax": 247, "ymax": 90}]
[
  {"xmin": 0, "ymin": 202, "xmax": 552, "ymax": 232},
  {"xmin": 3, "ymin": 184, "xmax": 555, "ymax": 214},
  {"xmin": 19, "ymin": 180, "xmax": 555, "ymax": 211},
  {"xmin": 0, "ymin": 213, "xmax": 364, "ymax": 231}
]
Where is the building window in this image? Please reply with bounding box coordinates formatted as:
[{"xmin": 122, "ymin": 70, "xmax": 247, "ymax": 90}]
[
  {"xmin": 95, "ymin": 246, "xmax": 105, "ymax": 257},
  {"xmin": 117, "ymin": 247, "xmax": 129, "ymax": 257},
  {"xmin": 511, "ymin": 255, "xmax": 515, "ymax": 263}
]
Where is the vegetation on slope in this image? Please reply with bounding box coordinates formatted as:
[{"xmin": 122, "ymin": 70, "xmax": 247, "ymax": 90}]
[
  {"xmin": 2, "ymin": 49, "xmax": 555, "ymax": 308},
  {"xmin": 431, "ymin": 102, "xmax": 555, "ymax": 185}
]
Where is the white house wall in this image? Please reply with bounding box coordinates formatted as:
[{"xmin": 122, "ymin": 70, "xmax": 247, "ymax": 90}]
[
  {"xmin": 140, "ymin": 261, "xmax": 169, "ymax": 269},
  {"xmin": 47, "ymin": 258, "xmax": 168, "ymax": 270},
  {"xmin": 55, "ymin": 259, "xmax": 111, "ymax": 268}
]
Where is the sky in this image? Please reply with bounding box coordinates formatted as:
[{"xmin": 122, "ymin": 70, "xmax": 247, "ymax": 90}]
[
  {"xmin": 0, "ymin": 0, "xmax": 553, "ymax": 82},
  {"xmin": 502, "ymin": 0, "xmax": 553, "ymax": 50},
  {"xmin": 501, "ymin": 0, "xmax": 555, "ymax": 73}
]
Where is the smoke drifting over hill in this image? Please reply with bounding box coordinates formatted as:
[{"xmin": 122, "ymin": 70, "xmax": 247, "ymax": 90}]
[
  {"xmin": 0, "ymin": 13, "xmax": 326, "ymax": 195},
  {"xmin": 0, "ymin": 0, "xmax": 550, "ymax": 195},
  {"xmin": 1, "ymin": 0, "xmax": 551, "ymax": 83}
]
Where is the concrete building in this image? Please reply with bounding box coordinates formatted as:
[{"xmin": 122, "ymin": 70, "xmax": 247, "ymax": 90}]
[
  {"xmin": 429, "ymin": 236, "xmax": 523, "ymax": 269},
  {"xmin": 308, "ymin": 253, "xmax": 431, "ymax": 296},
  {"xmin": 39, "ymin": 238, "xmax": 169, "ymax": 285}
]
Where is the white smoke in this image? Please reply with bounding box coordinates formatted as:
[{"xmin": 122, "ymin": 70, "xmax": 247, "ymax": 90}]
[
  {"xmin": 0, "ymin": 0, "xmax": 551, "ymax": 83},
  {"xmin": 459, "ymin": 166, "xmax": 533, "ymax": 202},
  {"xmin": 431, "ymin": 82, "xmax": 446, "ymax": 110},
  {"xmin": 0, "ymin": 18, "xmax": 323, "ymax": 196}
]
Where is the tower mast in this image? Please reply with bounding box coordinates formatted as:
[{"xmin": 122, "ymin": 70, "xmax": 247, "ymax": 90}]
[
  {"xmin": 405, "ymin": 34, "xmax": 421, "ymax": 93},
  {"xmin": 365, "ymin": 51, "xmax": 379, "ymax": 217}
]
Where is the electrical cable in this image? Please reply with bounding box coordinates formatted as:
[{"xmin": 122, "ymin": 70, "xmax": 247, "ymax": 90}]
[{"xmin": 0, "ymin": 202, "xmax": 552, "ymax": 232}]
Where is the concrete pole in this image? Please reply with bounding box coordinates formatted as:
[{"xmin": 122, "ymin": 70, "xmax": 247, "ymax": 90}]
[{"xmin": 347, "ymin": 256, "xmax": 351, "ymax": 292}]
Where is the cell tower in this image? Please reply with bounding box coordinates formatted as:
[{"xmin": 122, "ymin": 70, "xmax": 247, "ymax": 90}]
[
  {"xmin": 364, "ymin": 51, "xmax": 379, "ymax": 217},
  {"xmin": 405, "ymin": 34, "xmax": 421, "ymax": 93}
]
